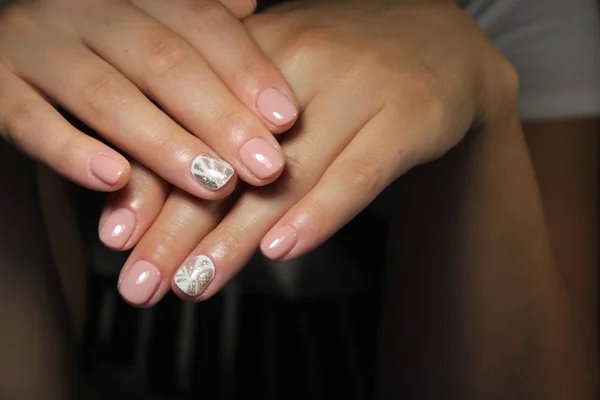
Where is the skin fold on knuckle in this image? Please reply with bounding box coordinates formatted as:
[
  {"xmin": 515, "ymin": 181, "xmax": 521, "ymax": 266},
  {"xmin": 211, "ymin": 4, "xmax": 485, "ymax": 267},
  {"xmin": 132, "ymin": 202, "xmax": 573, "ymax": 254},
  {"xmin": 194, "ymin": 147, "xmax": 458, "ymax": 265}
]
[
  {"xmin": 182, "ymin": 0, "xmax": 232, "ymax": 37},
  {"xmin": 146, "ymin": 222, "xmax": 188, "ymax": 262},
  {"xmin": 143, "ymin": 35, "xmax": 190, "ymax": 83},
  {"xmin": 79, "ymin": 70, "xmax": 128, "ymax": 118},
  {"xmin": 340, "ymin": 156, "xmax": 382, "ymax": 196},
  {"xmin": 0, "ymin": 100, "xmax": 39, "ymax": 150}
]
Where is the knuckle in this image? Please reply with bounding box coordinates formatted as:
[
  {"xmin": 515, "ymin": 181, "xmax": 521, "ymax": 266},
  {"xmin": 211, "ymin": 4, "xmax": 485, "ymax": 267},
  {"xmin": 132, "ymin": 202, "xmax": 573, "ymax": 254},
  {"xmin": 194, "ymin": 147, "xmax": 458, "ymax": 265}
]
[
  {"xmin": 79, "ymin": 70, "xmax": 125, "ymax": 114},
  {"xmin": 144, "ymin": 36, "xmax": 189, "ymax": 81},
  {"xmin": 212, "ymin": 106, "xmax": 250, "ymax": 137},
  {"xmin": 155, "ymin": 134, "xmax": 181, "ymax": 166},
  {"xmin": 233, "ymin": 58, "xmax": 267, "ymax": 90},
  {"xmin": 406, "ymin": 69, "xmax": 439, "ymax": 106},
  {"xmin": 219, "ymin": 225, "xmax": 248, "ymax": 257},
  {"xmin": 55, "ymin": 135, "xmax": 78, "ymax": 168},
  {"xmin": 183, "ymin": 1, "xmax": 231, "ymax": 35},
  {"xmin": 151, "ymin": 224, "xmax": 185, "ymax": 259},
  {"xmin": 0, "ymin": 5, "xmax": 39, "ymax": 37},
  {"xmin": 284, "ymin": 27, "xmax": 329, "ymax": 65},
  {"xmin": 498, "ymin": 57, "xmax": 520, "ymax": 103},
  {"xmin": 339, "ymin": 156, "xmax": 381, "ymax": 194},
  {"xmin": 1, "ymin": 101, "xmax": 38, "ymax": 147}
]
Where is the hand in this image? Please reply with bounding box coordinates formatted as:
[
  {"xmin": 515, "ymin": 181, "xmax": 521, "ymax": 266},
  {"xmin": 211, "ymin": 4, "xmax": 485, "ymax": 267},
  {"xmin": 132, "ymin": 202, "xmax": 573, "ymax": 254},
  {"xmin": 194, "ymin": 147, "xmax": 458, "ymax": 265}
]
[
  {"xmin": 104, "ymin": 0, "xmax": 518, "ymax": 306},
  {"xmin": 0, "ymin": 0, "xmax": 298, "ymax": 196}
]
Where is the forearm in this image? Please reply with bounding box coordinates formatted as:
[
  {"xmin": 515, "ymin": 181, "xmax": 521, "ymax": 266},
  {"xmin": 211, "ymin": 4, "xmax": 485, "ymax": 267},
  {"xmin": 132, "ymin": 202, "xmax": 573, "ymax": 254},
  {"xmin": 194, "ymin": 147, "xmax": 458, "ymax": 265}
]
[{"xmin": 377, "ymin": 116, "xmax": 595, "ymax": 399}]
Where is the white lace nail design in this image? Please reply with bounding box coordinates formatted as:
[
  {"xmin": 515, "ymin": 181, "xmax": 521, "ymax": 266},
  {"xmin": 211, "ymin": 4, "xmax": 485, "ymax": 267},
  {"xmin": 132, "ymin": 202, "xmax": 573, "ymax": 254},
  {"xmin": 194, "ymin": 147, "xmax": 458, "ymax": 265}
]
[
  {"xmin": 191, "ymin": 154, "xmax": 234, "ymax": 190},
  {"xmin": 174, "ymin": 255, "xmax": 215, "ymax": 297}
]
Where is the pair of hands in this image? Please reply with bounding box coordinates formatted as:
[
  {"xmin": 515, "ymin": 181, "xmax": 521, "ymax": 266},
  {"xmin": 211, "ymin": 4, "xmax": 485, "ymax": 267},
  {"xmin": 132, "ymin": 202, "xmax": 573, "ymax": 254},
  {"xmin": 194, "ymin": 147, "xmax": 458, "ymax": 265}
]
[{"xmin": 0, "ymin": 0, "xmax": 518, "ymax": 306}]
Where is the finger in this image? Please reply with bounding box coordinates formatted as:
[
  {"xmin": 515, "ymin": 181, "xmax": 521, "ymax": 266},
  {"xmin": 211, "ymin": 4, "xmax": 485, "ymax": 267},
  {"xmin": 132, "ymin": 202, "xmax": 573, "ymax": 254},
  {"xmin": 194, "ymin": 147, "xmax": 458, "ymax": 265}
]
[
  {"xmin": 261, "ymin": 108, "xmax": 414, "ymax": 261},
  {"xmin": 0, "ymin": 65, "xmax": 129, "ymax": 190},
  {"xmin": 169, "ymin": 89, "xmax": 381, "ymax": 300},
  {"xmin": 99, "ymin": 161, "xmax": 171, "ymax": 250},
  {"xmin": 131, "ymin": 0, "xmax": 298, "ymax": 132},
  {"xmin": 117, "ymin": 189, "xmax": 231, "ymax": 307},
  {"xmin": 77, "ymin": 3, "xmax": 287, "ymax": 186},
  {"xmin": 216, "ymin": 0, "xmax": 257, "ymax": 19},
  {"xmin": 6, "ymin": 34, "xmax": 238, "ymax": 199}
]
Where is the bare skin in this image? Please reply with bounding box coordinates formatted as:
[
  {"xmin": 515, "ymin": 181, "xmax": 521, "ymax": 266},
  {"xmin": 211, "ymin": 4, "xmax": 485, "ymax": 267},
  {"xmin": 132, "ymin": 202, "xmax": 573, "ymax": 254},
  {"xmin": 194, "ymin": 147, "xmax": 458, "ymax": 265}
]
[
  {"xmin": 377, "ymin": 118, "xmax": 598, "ymax": 399},
  {"xmin": 0, "ymin": 141, "xmax": 78, "ymax": 400}
]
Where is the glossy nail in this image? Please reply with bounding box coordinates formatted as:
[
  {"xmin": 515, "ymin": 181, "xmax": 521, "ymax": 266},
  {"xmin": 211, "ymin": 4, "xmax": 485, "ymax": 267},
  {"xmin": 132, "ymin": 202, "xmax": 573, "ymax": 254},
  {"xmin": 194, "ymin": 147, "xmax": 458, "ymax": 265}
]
[
  {"xmin": 174, "ymin": 255, "xmax": 215, "ymax": 297},
  {"xmin": 239, "ymin": 138, "xmax": 285, "ymax": 179},
  {"xmin": 191, "ymin": 154, "xmax": 234, "ymax": 190},
  {"xmin": 257, "ymin": 88, "xmax": 298, "ymax": 127},
  {"xmin": 99, "ymin": 208, "xmax": 136, "ymax": 249},
  {"xmin": 91, "ymin": 154, "xmax": 125, "ymax": 185},
  {"xmin": 118, "ymin": 260, "xmax": 161, "ymax": 306},
  {"xmin": 261, "ymin": 225, "xmax": 297, "ymax": 260}
]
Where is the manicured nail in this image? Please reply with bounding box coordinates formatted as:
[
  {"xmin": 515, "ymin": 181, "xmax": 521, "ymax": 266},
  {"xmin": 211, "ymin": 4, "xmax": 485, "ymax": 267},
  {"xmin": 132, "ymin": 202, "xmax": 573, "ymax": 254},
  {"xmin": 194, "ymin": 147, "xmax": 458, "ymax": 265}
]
[
  {"xmin": 99, "ymin": 208, "xmax": 136, "ymax": 249},
  {"xmin": 118, "ymin": 260, "xmax": 161, "ymax": 306},
  {"xmin": 191, "ymin": 154, "xmax": 234, "ymax": 191},
  {"xmin": 261, "ymin": 225, "xmax": 297, "ymax": 260},
  {"xmin": 174, "ymin": 255, "xmax": 215, "ymax": 297},
  {"xmin": 239, "ymin": 138, "xmax": 285, "ymax": 179},
  {"xmin": 90, "ymin": 154, "xmax": 125, "ymax": 185},
  {"xmin": 257, "ymin": 88, "xmax": 298, "ymax": 127}
]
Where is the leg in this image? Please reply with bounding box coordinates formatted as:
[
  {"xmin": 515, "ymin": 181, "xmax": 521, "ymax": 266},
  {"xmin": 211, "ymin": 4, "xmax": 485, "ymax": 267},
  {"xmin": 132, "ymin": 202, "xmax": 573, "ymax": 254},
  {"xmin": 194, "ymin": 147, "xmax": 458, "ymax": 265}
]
[
  {"xmin": 0, "ymin": 141, "xmax": 79, "ymax": 400},
  {"xmin": 376, "ymin": 117, "xmax": 595, "ymax": 399}
]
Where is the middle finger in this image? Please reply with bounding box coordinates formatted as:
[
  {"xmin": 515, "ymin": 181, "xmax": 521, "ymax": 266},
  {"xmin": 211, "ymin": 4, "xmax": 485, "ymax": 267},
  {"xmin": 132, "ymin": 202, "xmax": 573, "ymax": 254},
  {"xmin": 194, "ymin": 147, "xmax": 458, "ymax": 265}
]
[{"xmin": 78, "ymin": 1, "xmax": 286, "ymax": 185}]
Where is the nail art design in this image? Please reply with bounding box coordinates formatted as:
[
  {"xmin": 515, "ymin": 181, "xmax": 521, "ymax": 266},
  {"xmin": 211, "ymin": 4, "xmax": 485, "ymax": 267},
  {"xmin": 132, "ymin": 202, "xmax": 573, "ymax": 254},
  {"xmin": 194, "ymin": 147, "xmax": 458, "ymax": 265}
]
[
  {"xmin": 191, "ymin": 154, "xmax": 234, "ymax": 190},
  {"xmin": 174, "ymin": 255, "xmax": 215, "ymax": 297}
]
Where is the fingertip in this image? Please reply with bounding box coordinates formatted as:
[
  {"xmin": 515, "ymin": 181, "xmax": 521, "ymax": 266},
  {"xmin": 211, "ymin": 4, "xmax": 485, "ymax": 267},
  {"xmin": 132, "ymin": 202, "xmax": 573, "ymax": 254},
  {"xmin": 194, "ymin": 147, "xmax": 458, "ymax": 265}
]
[
  {"xmin": 118, "ymin": 260, "xmax": 162, "ymax": 307},
  {"xmin": 90, "ymin": 153, "xmax": 130, "ymax": 191},
  {"xmin": 239, "ymin": 137, "xmax": 285, "ymax": 184},
  {"xmin": 260, "ymin": 224, "xmax": 298, "ymax": 260},
  {"xmin": 256, "ymin": 88, "xmax": 299, "ymax": 132},
  {"xmin": 218, "ymin": 0, "xmax": 256, "ymax": 19},
  {"xmin": 98, "ymin": 207, "xmax": 137, "ymax": 250}
]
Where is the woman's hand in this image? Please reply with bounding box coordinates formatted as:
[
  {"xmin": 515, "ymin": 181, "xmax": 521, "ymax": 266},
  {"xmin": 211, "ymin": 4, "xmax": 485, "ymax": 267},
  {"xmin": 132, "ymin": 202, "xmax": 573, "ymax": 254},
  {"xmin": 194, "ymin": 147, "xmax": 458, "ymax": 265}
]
[
  {"xmin": 0, "ymin": 0, "xmax": 298, "ymax": 196},
  {"xmin": 104, "ymin": 0, "xmax": 519, "ymax": 306}
]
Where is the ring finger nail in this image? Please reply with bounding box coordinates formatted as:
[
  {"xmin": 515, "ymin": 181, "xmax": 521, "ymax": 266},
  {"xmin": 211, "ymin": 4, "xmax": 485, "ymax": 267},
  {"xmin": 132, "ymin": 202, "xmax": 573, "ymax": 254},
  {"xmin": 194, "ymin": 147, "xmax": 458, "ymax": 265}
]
[
  {"xmin": 257, "ymin": 88, "xmax": 298, "ymax": 127},
  {"xmin": 239, "ymin": 138, "xmax": 285, "ymax": 179},
  {"xmin": 191, "ymin": 154, "xmax": 234, "ymax": 190},
  {"xmin": 174, "ymin": 255, "xmax": 215, "ymax": 297}
]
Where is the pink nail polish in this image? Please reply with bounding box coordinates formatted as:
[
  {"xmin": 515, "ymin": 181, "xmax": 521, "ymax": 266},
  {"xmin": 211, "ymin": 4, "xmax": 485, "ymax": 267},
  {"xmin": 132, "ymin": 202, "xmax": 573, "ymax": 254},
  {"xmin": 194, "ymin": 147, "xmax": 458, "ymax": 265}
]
[
  {"xmin": 118, "ymin": 260, "xmax": 161, "ymax": 306},
  {"xmin": 90, "ymin": 154, "xmax": 125, "ymax": 185},
  {"xmin": 239, "ymin": 138, "xmax": 285, "ymax": 179},
  {"xmin": 99, "ymin": 208, "xmax": 136, "ymax": 249},
  {"xmin": 256, "ymin": 88, "xmax": 298, "ymax": 127},
  {"xmin": 261, "ymin": 225, "xmax": 297, "ymax": 260}
]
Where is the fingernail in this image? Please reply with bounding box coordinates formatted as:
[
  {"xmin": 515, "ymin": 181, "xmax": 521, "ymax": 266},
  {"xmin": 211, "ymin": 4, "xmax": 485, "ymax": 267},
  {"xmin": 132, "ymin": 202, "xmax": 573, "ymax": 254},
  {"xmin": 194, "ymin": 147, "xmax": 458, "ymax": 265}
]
[
  {"xmin": 261, "ymin": 225, "xmax": 297, "ymax": 260},
  {"xmin": 257, "ymin": 88, "xmax": 298, "ymax": 127},
  {"xmin": 90, "ymin": 154, "xmax": 125, "ymax": 185},
  {"xmin": 191, "ymin": 154, "xmax": 234, "ymax": 191},
  {"xmin": 239, "ymin": 138, "xmax": 285, "ymax": 179},
  {"xmin": 174, "ymin": 255, "xmax": 215, "ymax": 297},
  {"xmin": 99, "ymin": 208, "xmax": 136, "ymax": 249},
  {"xmin": 118, "ymin": 260, "xmax": 161, "ymax": 306}
]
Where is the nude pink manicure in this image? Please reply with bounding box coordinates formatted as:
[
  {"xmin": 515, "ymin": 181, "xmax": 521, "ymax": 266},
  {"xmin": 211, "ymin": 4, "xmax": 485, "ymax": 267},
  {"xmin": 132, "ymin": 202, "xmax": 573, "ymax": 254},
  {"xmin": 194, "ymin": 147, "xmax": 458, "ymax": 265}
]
[
  {"xmin": 261, "ymin": 225, "xmax": 298, "ymax": 260},
  {"xmin": 239, "ymin": 138, "xmax": 285, "ymax": 179},
  {"xmin": 90, "ymin": 154, "xmax": 125, "ymax": 185},
  {"xmin": 118, "ymin": 260, "xmax": 161, "ymax": 306},
  {"xmin": 256, "ymin": 88, "xmax": 298, "ymax": 127},
  {"xmin": 99, "ymin": 208, "xmax": 136, "ymax": 249}
]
